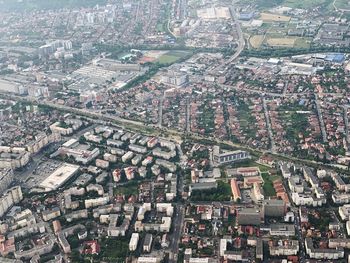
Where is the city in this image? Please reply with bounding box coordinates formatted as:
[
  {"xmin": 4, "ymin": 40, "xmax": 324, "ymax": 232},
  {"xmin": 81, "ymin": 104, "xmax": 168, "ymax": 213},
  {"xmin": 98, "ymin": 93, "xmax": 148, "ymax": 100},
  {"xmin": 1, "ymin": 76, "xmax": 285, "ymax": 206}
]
[{"xmin": 1, "ymin": 0, "xmax": 350, "ymax": 263}]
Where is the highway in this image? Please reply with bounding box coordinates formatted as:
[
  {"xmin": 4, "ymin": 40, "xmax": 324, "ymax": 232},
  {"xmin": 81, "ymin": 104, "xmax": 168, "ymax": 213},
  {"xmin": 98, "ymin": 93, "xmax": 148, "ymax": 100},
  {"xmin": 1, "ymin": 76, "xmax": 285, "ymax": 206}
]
[{"xmin": 227, "ymin": 6, "xmax": 245, "ymax": 64}]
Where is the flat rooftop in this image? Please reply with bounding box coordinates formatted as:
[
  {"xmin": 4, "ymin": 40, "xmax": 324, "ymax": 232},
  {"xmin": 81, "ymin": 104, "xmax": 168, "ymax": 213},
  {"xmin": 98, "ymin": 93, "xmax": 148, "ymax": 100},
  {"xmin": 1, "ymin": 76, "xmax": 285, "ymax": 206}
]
[{"xmin": 39, "ymin": 163, "xmax": 80, "ymax": 192}]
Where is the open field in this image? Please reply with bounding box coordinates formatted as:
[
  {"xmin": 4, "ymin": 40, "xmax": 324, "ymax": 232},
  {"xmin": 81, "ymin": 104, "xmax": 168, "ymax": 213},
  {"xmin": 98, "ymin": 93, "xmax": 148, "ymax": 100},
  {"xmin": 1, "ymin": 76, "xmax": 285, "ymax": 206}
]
[
  {"xmin": 266, "ymin": 37, "xmax": 296, "ymax": 47},
  {"xmin": 334, "ymin": 0, "xmax": 350, "ymax": 10},
  {"xmin": 249, "ymin": 35, "xmax": 265, "ymax": 48},
  {"xmin": 262, "ymin": 172, "xmax": 281, "ymax": 197},
  {"xmin": 156, "ymin": 50, "xmax": 192, "ymax": 64},
  {"xmin": 260, "ymin": 12, "xmax": 291, "ymax": 22},
  {"xmin": 294, "ymin": 37, "xmax": 311, "ymax": 49},
  {"xmin": 284, "ymin": 0, "xmax": 333, "ymax": 9}
]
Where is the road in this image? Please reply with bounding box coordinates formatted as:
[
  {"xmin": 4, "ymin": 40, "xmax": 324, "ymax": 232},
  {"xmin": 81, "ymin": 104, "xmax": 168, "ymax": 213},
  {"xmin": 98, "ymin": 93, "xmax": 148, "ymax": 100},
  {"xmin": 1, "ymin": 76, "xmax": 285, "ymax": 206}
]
[
  {"xmin": 213, "ymin": 5, "xmax": 245, "ymax": 72},
  {"xmin": 218, "ymin": 83, "xmax": 312, "ymax": 99},
  {"xmin": 343, "ymin": 105, "xmax": 350, "ymax": 151},
  {"xmin": 185, "ymin": 96, "xmax": 191, "ymax": 133},
  {"xmin": 158, "ymin": 93, "xmax": 164, "ymax": 128},
  {"xmin": 315, "ymin": 94, "xmax": 328, "ymax": 143},
  {"xmin": 282, "ymin": 80, "xmax": 289, "ymax": 96},
  {"xmin": 1, "ymin": 93, "xmax": 349, "ymax": 171},
  {"xmin": 262, "ymin": 97, "xmax": 276, "ymax": 154},
  {"xmin": 169, "ymin": 204, "xmax": 185, "ymax": 263},
  {"xmin": 227, "ymin": 6, "xmax": 245, "ymax": 64}
]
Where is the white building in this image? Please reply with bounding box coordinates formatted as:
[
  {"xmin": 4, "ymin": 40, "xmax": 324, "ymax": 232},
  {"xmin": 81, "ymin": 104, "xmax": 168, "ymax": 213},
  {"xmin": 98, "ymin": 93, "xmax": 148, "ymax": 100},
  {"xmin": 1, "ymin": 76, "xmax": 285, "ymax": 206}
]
[{"xmin": 129, "ymin": 233, "xmax": 139, "ymax": 251}]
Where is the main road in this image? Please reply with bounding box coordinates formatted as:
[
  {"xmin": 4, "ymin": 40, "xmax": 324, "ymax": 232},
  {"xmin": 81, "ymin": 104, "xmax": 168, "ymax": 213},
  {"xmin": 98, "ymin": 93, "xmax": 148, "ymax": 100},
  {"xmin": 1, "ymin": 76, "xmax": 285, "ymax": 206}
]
[
  {"xmin": 2, "ymin": 93, "xmax": 348, "ymax": 171},
  {"xmin": 2, "ymin": 93, "xmax": 348, "ymax": 170},
  {"xmin": 227, "ymin": 6, "xmax": 245, "ymax": 64}
]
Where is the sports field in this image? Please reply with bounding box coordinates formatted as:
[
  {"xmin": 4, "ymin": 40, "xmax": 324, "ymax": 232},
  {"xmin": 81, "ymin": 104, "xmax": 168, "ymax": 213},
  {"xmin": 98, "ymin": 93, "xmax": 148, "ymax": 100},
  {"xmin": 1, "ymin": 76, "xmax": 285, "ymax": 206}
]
[
  {"xmin": 249, "ymin": 35, "xmax": 265, "ymax": 48},
  {"xmin": 260, "ymin": 12, "xmax": 291, "ymax": 22},
  {"xmin": 156, "ymin": 50, "xmax": 191, "ymax": 64},
  {"xmin": 266, "ymin": 37, "xmax": 296, "ymax": 47}
]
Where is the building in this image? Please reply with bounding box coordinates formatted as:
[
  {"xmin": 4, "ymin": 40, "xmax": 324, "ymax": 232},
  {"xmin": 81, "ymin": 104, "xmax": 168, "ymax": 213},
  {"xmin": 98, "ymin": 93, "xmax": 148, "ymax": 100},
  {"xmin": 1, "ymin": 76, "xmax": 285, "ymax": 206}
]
[
  {"xmin": 42, "ymin": 207, "xmax": 61, "ymax": 221},
  {"xmin": 95, "ymin": 159, "xmax": 109, "ymax": 169},
  {"xmin": 83, "ymin": 240, "xmax": 100, "ymax": 255},
  {"xmin": 291, "ymin": 192, "xmax": 326, "ymax": 207},
  {"xmin": 263, "ymin": 199, "xmax": 286, "ymax": 217},
  {"xmin": 14, "ymin": 235, "xmax": 55, "ymax": 259},
  {"xmin": 256, "ymin": 238, "xmax": 263, "ymax": 260},
  {"xmin": 0, "ymin": 186, "xmax": 23, "ymax": 218},
  {"xmin": 280, "ymin": 163, "xmax": 291, "ymax": 178},
  {"xmin": 269, "ymin": 240, "xmax": 299, "ymax": 256},
  {"xmin": 37, "ymin": 163, "xmax": 80, "ymax": 192},
  {"xmin": 137, "ymin": 257, "xmax": 161, "ymax": 263},
  {"xmin": 26, "ymin": 132, "xmax": 61, "ymax": 154},
  {"xmin": 122, "ymin": 151, "xmax": 134, "ymax": 163},
  {"xmin": 135, "ymin": 217, "xmax": 172, "ymax": 233},
  {"xmin": 143, "ymin": 234, "xmax": 153, "ymax": 253},
  {"xmin": 339, "ymin": 204, "xmax": 350, "ymax": 221},
  {"xmin": 0, "ymin": 147, "xmax": 30, "ymax": 169},
  {"xmin": 269, "ymin": 224, "xmax": 295, "ymax": 237},
  {"xmin": 51, "ymin": 145, "xmax": 99, "ymax": 165},
  {"xmin": 129, "ymin": 144, "xmax": 147, "ymax": 154},
  {"xmin": 213, "ymin": 146, "xmax": 250, "ymax": 165},
  {"xmin": 305, "ymin": 238, "xmax": 344, "ymax": 259},
  {"xmin": 65, "ymin": 209, "xmax": 88, "ymax": 222},
  {"xmin": 0, "ymin": 79, "xmax": 27, "ymax": 95},
  {"xmin": 107, "ymin": 215, "xmax": 130, "ymax": 237},
  {"xmin": 129, "ymin": 233, "xmax": 139, "ymax": 251},
  {"xmin": 160, "ymin": 70, "xmax": 188, "ymax": 87},
  {"xmin": 85, "ymin": 196, "xmax": 110, "ymax": 209},
  {"xmin": 237, "ymin": 208, "xmax": 263, "ymax": 226},
  {"xmin": 230, "ymin": 179, "xmax": 241, "ymax": 202},
  {"xmin": 57, "ymin": 224, "xmax": 86, "ymax": 254},
  {"xmin": 0, "ymin": 168, "xmax": 14, "ymax": 194},
  {"xmin": 155, "ymin": 159, "xmax": 177, "ymax": 172}
]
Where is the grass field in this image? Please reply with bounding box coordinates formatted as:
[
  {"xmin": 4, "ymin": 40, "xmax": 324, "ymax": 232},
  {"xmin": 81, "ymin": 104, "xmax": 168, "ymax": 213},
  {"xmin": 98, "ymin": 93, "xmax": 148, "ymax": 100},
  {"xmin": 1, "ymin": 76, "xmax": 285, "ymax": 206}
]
[
  {"xmin": 114, "ymin": 181, "xmax": 138, "ymax": 197},
  {"xmin": 156, "ymin": 50, "xmax": 191, "ymax": 64},
  {"xmin": 260, "ymin": 12, "xmax": 291, "ymax": 22},
  {"xmin": 262, "ymin": 172, "xmax": 281, "ymax": 197},
  {"xmin": 294, "ymin": 37, "xmax": 311, "ymax": 49},
  {"xmin": 266, "ymin": 37, "xmax": 296, "ymax": 47},
  {"xmin": 284, "ymin": 0, "xmax": 332, "ymax": 9},
  {"xmin": 250, "ymin": 35, "xmax": 265, "ymax": 48},
  {"xmin": 334, "ymin": 0, "xmax": 350, "ymax": 10}
]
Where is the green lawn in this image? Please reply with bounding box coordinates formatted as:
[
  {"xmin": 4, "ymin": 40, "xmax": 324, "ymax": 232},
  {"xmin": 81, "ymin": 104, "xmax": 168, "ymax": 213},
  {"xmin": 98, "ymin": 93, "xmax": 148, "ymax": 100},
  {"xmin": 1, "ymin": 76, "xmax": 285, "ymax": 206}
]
[
  {"xmin": 156, "ymin": 51, "xmax": 192, "ymax": 65},
  {"xmin": 283, "ymin": 0, "xmax": 332, "ymax": 9},
  {"xmin": 334, "ymin": 0, "xmax": 350, "ymax": 9},
  {"xmin": 197, "ymin": 101, "xmax": 215, "ymax": 134},
  {"xmin": 227, "ymin": 159, "xmax": 271, "ymax": 173},
  {"xmin": 294, "ymin": 38, "xmax": 311, "ymax": 49},
  {"xmin": 156, "ymin": 23, "xmax": 165, "ymax": 32},
  {"xmin": 236, "ymin": 99, "xmax": 257, "ymax": 139},
  {"xmin": 241, "ymin": 0, "xmax": 332, "ymax": 10},
  {"xmin": 261, "ymin": 172, "xmax": 281, "ymax": 197},
  {"xmin": 157, "ymin": 54, "xmax": 181, "ymax": 64},
  {"xmin": 114, "ymin": 181, "xmax": 139, "ymax": 197},
  {"xmin": 100, "ymin": 237, "xmax": 129, "ymax": 261},
  {"xmin": 191, "ymin": 181, "xmax": 232, "ymax": 201}
]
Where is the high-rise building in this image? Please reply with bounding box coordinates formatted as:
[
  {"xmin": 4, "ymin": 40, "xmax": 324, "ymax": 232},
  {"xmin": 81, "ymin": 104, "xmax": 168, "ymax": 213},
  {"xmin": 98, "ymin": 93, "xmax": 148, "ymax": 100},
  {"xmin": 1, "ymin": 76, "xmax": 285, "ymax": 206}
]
[
  {"xmin": 263, "ymin": 199, "xmax": 287, "ymax": 217},
  {"xmin": 0, "ymin": 168, "xmax": 14, "ymax": 195},
  {"xmin": 237, "ymin": 208, "xmax": 263, "ymax": 226},
  {"xmin": 0, "ymin": 186, "xmax": 23, "ymax": 218}
]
